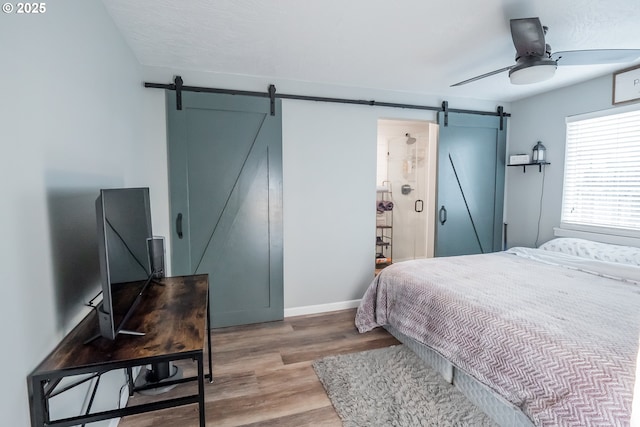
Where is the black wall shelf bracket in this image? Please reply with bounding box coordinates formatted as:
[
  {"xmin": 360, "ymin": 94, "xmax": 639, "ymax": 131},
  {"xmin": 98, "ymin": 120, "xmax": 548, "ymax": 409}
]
[{"xmin": 507, "ymin": 162, "xmax": 550, "ymax": 173}]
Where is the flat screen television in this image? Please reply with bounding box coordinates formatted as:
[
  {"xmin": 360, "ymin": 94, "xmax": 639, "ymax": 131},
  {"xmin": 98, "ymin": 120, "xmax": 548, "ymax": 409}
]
[{"xmin": 95, "ymin": 187, "xmax": 153, "ymax": 340}]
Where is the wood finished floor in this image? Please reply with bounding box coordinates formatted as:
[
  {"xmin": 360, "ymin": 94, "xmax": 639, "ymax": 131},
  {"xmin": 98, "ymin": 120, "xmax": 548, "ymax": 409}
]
[{"xmin": 118, "ymin": 308, "xmax": 399, "ymax": 427}]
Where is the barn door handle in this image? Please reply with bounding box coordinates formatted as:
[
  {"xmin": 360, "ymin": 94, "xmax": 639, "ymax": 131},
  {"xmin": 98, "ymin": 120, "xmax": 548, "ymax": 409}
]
[
  {"xmin": 415, "ymin": 199, "xmax": 424, "ymax": 213},
  {"xmin": 439, "ymin": 206, "xmax": 447, "ymax": 225},
  {"xmin": 176, "ymin": 213, "xmax": 183, "ymax": 239}
]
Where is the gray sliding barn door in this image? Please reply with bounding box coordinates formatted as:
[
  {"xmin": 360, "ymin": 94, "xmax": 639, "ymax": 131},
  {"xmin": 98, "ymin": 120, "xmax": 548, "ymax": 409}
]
[
  {"xmin": 435, "ymin": 112, "xmax": 506, "ymax": 257},
  {"xmin": 166, "ymin": 91, "xmax": 283, "ymax": 327}
]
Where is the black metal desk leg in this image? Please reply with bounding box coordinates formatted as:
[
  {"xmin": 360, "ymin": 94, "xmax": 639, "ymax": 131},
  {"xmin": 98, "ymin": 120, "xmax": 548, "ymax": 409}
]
[
  {"xmin": 197, "ymin": 353, "xmax": 205, "ymax": 427},
  {"xmin": 126, "ymin": 367, "xmax": 135, "ymax": 396},
  {"xmin": 207, "ymin": 292, "xmax": 213, "ymax": 383}
]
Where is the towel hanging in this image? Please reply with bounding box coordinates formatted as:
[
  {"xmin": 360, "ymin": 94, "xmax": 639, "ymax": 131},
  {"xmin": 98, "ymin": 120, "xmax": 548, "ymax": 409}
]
[{"xmin": 376, "ymin": 200, "xmax": 394, "ymax": 213}]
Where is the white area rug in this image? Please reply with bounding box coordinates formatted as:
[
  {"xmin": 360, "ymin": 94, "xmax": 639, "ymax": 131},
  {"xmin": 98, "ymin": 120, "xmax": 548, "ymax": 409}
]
[{"xmin": 313, "ymin": 345, "xmax": 496, "ymax": 427}]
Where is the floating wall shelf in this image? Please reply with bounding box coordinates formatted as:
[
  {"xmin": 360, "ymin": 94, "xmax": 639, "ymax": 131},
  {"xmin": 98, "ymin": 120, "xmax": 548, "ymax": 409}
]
[{"xmin": 507, "ymin": 162, "xmax": 550, "ymax": 173}]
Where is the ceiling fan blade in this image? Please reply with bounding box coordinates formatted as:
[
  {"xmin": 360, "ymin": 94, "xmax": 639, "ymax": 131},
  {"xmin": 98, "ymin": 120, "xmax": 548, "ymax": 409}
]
[
  {"xmin": 451, "ymin": 66, "xmax": 514, "ymax": 87},
  {"xmin": 551, "ymin": 49, "xmax": 640, "ymax": 65},
  {"xmin": 510, "ymin": 17, "xmax": 546, "ymax": 58}
]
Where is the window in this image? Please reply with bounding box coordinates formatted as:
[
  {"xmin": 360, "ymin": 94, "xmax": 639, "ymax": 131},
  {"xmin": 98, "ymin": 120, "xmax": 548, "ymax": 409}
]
[{"xmin": 562, "ymin": 105, "xmax": 640, "ymax": 238}]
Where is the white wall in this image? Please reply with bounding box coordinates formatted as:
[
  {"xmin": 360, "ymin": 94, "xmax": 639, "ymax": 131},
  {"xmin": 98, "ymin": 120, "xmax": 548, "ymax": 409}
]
[
  {"xmin": 0, "ymin": 1, "xmax": 149, "ymax": 425},
  {"xmin": 281, "ymin": 100, "xmax": 379, "ymax": 306},
  {"xmin": 505, "ymin": 75, "xmax": 617, "ymax": 248}
]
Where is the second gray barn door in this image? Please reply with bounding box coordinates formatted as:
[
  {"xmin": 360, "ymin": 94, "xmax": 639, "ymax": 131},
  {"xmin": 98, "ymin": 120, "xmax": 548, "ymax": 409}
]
[{"xmin": 435, "ymin": 112, "xmax": 506, "ymax": 257}]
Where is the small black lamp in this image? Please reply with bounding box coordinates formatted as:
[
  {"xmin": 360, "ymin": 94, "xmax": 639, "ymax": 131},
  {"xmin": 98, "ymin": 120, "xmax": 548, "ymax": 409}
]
[{"xmin": 532, "ymin": 141, "xmax": 547, "ymax": 163}]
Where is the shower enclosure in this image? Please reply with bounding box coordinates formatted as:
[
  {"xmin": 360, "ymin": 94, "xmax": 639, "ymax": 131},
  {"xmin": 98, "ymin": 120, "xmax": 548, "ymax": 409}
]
[{"xmin": 376, "ymin": 119, "xmax": 438, "ymax": 266}]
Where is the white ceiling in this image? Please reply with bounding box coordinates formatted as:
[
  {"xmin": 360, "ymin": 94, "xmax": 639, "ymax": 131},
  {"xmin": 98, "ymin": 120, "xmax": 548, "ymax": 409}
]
[{"xmin": 101, "ymin": 0, "xmax": 640, "ymax": 103}]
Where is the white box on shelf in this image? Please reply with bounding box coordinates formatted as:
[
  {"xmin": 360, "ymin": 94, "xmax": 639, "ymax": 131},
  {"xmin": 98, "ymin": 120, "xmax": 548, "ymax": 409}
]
[{"xmin": 509, "ymin": 154, "xmax": 530, "ymax": 165}]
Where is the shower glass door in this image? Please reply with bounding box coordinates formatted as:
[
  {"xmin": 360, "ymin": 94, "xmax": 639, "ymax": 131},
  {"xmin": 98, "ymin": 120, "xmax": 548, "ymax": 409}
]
[
  {"xmin": 387, "ymin": 134, "xmax": 427, "ymax": 262},
  {"xmin": 377, "ymin": 119, "xmax": 437, "ymax": 267}
]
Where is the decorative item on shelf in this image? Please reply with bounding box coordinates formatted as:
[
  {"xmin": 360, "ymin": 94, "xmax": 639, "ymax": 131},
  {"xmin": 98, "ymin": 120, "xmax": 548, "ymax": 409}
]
[
  {"xmin": 509, "ymin": 154, "xmax": 530, "ymax": 165},
  {"xmin": 532, "ymin": 141, "xmax": 547, "ymax": 163},
  {"xmin": 507, "ymin": 145, "xmax": 549, "ymax": 172}
]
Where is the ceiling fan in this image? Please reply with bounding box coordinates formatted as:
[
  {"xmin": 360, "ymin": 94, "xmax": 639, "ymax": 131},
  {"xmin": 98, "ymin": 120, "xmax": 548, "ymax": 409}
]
[{"xmin": 451, "ymin": 17, "xmax": 640, "ymax": 86}]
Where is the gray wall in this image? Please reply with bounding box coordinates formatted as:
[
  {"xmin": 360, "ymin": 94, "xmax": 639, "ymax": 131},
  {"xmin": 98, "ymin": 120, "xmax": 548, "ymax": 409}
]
[
  {"xmin": 1, "ymin": 1, "xmax": 150, "ymax": 425},
  {"xmin": 505, "ymin": 75, "xmax": 616, "ymax": 248}
]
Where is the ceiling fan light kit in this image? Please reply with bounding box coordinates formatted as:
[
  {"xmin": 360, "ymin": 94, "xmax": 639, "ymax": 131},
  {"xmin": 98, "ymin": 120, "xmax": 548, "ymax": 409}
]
[{"xmin": 509, "ymin": 59, "xmax": 557, "ymax": 85}]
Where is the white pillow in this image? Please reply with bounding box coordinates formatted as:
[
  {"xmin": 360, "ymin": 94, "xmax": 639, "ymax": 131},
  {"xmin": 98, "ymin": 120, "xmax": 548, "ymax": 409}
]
[{"xmin": 538, "ymin": 238, "xmax": 640, "ymax": 267}]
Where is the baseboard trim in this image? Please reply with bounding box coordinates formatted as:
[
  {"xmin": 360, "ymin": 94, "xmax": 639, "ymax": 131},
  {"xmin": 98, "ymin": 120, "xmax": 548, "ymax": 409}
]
[{"xmin": 284, "ymin": 299, "xmax": 361, "ymax": 318}]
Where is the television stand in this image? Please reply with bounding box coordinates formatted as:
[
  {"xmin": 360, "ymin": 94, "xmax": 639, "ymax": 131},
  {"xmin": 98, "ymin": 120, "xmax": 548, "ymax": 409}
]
[{"xmin": 27, "ymin": 275, "xmax": 211, "ymax": 427}]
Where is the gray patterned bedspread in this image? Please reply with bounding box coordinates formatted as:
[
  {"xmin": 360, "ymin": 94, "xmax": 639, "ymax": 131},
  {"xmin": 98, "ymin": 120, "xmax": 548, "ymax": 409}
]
[{"xmin": 355, "ymin": 248, "xmax": 640, "ymax": 426}]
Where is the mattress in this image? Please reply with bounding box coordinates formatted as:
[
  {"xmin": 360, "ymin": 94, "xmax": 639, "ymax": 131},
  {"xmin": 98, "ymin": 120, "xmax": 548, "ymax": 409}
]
[{"xmin": 356, "ymin": 240, "xmax": 640, "ymax": 426}]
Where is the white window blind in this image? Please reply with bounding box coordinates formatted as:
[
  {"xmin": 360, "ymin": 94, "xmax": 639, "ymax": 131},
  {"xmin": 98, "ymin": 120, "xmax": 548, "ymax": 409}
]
[{"xmin": 562, "ymin": 106, "xmax": 640, "ymax": 237}]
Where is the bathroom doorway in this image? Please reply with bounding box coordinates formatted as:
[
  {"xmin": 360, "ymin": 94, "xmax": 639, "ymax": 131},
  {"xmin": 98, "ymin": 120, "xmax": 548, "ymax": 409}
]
[{"xmin": 376, "ymin": 119, "xmax": 438, "ymax": 270}]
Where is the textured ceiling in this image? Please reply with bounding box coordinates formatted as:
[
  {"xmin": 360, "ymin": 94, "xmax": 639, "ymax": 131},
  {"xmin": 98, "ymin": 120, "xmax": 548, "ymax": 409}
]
[{"xmin": 101, "ymin": 0, "xmax": 640, "ymax": 103}]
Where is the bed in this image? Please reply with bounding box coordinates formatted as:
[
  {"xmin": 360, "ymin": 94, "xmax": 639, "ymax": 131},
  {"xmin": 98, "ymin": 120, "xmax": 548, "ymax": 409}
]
[{"xmin": 356, "ymin": 238, "xmax": 640, "ymax": 426}]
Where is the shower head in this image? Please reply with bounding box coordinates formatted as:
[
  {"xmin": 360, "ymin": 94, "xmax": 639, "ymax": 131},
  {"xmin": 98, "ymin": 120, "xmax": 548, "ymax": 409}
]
[{"xmin": 405, "ymin": 133, "xmax": 417, "ymax": 145}]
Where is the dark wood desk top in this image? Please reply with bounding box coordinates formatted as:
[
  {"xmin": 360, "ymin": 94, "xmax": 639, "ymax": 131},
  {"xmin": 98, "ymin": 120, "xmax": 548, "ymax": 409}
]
[{"xmin": 32, "ymin": 275, "xmax": 209, "ymax": 376}]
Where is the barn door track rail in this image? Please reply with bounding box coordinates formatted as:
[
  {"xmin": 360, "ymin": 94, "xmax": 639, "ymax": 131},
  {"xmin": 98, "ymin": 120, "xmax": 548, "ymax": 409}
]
[{"xmin": 144, "ymin": 75, "xmax": 510, "ymax": 122}]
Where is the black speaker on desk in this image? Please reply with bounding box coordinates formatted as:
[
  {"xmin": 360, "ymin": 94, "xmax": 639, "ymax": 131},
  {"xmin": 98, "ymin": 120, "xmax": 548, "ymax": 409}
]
[
  {"xmin": 147, "ymin": 236, "xmax": 165, "ymax": 279},
  {"xmin": 140, "ymin": 236, "xmax": 182, "ymax": 395}
]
